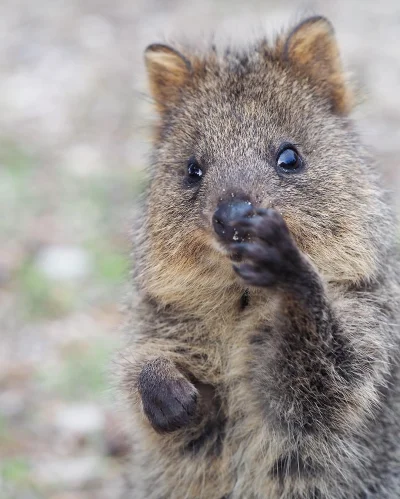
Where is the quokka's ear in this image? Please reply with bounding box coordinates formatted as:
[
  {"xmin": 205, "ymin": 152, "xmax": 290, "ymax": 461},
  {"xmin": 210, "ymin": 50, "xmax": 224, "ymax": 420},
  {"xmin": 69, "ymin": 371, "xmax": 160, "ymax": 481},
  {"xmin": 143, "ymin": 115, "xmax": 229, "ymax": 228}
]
[
  {"xmin": 144, "ymin": 44, "xmax": 192, "ymax": 113},
  {"xmin": 283, "ymin": 16, "xmax": 352, "ymax": 115}
]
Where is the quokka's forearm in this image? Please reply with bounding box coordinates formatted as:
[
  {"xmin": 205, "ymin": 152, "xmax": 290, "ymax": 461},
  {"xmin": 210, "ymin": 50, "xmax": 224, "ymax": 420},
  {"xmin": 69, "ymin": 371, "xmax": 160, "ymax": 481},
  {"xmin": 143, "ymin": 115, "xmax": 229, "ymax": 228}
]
[{"xmin": 247, "ymin": 286, "xmax": 390, "ymax": 437}]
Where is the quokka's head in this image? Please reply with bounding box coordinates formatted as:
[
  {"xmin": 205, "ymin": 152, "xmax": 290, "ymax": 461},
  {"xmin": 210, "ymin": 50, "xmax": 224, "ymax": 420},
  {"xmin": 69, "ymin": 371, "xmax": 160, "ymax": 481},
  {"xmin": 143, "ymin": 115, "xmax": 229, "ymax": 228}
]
[{"xmin": 143, "ymin": 17, "xmax": 384, "ymax": 299}]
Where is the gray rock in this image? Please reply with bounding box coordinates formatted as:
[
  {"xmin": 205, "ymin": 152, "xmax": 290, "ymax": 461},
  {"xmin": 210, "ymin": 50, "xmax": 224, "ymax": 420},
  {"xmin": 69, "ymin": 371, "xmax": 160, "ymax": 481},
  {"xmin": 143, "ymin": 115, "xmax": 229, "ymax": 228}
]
[
  {"xmin": 54, "ymin": 404, "xmax": 105, "ymax": 435},
  {"xmin": 35, "ymin": 456, "xmax": 104, "ymax": 489},
  {"xmin": 35, "ymin": 245, "xmax": 91, "ymax": 281}
]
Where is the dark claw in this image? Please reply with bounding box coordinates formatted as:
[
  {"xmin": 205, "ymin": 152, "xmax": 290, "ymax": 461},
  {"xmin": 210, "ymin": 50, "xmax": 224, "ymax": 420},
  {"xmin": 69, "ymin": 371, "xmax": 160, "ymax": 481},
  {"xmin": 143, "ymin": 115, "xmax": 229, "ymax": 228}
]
[
  {"xmin": 229, "ymin": 243, "xmax": 281, "ymax": 265},
  {"xmin": 231, "ymin": 210, "xmax": 289, "ymax": 243},
  {"xmin": 230, "ymin": 215, "xmax": 264, "ymax": 233}
]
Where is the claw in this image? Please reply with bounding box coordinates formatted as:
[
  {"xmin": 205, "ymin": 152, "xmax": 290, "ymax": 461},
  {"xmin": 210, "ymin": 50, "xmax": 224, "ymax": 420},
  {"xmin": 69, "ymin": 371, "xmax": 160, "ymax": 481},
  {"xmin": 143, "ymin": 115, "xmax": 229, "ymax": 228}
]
[
  {"xmin": 229, "ymin": 216, "xmax": 264, "ymax": 236},
  {"xmin": 229, "ymin": 243, "xmax": 282, "ymax": 266}
]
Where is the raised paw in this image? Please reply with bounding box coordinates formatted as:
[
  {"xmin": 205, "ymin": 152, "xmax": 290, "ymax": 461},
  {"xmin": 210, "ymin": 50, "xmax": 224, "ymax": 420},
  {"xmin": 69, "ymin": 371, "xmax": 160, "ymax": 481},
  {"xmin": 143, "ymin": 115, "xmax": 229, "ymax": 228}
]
[
  {"xmin": 138, "ymin": 358, "xmax": 198, "ymax": 433},
  {"xmin": 228, "ymin": 208, "xmax": 305, "ymax": 288}
]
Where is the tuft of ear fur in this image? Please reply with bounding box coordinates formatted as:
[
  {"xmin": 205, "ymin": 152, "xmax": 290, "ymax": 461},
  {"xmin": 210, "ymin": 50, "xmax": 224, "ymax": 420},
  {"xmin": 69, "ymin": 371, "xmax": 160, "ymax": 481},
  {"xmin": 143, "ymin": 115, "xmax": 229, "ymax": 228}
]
[
  {"xmin": 283, "ymin": 16, "xmax": 352, "ymax": 115},
  {"xmin": 144, "ymin": 44, "xmax": 192, "ymax": 113}
]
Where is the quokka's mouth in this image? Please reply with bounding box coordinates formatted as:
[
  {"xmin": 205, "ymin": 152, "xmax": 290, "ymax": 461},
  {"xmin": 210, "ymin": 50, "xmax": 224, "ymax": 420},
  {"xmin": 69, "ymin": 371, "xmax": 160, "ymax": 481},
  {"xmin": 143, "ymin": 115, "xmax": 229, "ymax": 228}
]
[{"xmin": 210, "ymin": 229, "xmax": 252, "ymax": 262}]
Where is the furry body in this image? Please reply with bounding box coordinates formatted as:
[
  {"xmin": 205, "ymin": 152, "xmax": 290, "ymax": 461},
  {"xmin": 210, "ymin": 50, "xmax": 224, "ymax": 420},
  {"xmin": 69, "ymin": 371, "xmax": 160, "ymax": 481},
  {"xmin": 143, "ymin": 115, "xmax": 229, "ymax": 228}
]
[{"xmin": 118, "ymin": 17, "xmax": 400, "ymax": 499}]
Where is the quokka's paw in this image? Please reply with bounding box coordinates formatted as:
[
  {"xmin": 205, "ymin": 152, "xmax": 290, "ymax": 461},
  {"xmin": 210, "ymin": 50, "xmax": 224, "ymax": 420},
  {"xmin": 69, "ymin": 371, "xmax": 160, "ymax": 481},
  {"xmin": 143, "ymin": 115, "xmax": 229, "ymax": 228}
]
[
  {"xmin": 228, "ymin": 208, "xmax": 307, "ymax": 288},
  {"xmin": 138, "ymin": 358, "xmax": 198, "ymax": 433}
]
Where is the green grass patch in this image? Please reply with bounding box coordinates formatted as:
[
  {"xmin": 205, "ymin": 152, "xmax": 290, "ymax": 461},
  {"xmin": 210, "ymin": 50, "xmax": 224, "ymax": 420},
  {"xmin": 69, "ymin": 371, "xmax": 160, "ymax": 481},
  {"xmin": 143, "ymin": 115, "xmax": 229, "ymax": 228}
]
[
  {"xmin": 85, "ymin": 242, "xmax": 129, "ymax": 285},
  {"xmin": 0, "ymin": 414, "xmax": 8, "ymax": 441},
  {"xmin": 95, "ymin": 250, "xmax": 128, "ymax": 283},
  {"xmin": 0, "ymin": 457, "xmax": 31, "ymax": 485},
  {"xmin": 17, "ymin": 261, "xmax": 77, "ymax": 320},
  {"xmin": 38, "ymin": 340, "xmax": 115, "ymax": 401},
  {"xmin": 0, "ymin": 139, "xmax": 35, "ymax": 176}
]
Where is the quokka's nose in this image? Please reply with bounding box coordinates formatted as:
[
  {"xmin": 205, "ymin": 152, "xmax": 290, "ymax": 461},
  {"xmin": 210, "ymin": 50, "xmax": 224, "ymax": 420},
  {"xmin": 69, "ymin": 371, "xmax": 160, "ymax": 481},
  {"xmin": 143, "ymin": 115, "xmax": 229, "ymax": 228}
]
[{"xmin": 213, "ymin": 200, "xmax": 254, "ymax": 241}]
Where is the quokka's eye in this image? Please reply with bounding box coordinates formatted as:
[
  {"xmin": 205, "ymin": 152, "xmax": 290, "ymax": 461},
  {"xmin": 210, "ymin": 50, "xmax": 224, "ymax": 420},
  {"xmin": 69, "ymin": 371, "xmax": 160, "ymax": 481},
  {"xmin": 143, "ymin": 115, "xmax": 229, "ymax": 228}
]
[
  {"xmin": 276, "ymin": 144, "xmax": 303, "ymax": 173},
  {"xmin": 186, "ymin": 157, "xmax": 203, "ymax": 181}
]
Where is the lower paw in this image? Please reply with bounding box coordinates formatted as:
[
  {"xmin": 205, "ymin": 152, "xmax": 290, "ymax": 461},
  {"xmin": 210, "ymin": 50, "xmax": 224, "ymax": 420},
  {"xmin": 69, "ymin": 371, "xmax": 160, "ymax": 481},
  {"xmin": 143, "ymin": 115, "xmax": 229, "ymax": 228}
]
[{"xmin": 138, "ymin": 358, "xmax": 198, "ymax": 433}]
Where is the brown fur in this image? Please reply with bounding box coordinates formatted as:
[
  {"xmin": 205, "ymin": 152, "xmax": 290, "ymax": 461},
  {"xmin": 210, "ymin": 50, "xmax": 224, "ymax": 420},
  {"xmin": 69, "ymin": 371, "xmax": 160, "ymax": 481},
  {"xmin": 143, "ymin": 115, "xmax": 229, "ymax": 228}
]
[
  {"xmin": 118, "ymin": 17, "xmax": 400, "ymax": 499},
  {"xmin": 283, "ymin": 17, "xmax": 353, "ymax": 115},
  {"xmin": 145, "ymin": 44, "xmax": 193, "ymax": 113}
]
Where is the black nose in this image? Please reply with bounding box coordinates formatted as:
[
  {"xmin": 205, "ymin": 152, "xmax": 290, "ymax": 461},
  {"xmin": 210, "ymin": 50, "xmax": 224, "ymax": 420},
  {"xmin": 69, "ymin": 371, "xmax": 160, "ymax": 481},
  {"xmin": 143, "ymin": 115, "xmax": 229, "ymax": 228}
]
[{"xmin": 213, "ymin": 200, "xmax": 254, "ymax": 241}]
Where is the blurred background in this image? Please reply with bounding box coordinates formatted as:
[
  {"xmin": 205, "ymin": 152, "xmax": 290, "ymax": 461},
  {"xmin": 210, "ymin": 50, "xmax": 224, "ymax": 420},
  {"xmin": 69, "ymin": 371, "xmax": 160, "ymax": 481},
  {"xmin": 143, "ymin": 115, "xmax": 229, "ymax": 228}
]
[{"xmin": 1, "ymin": 0, "xmax": 400, "ymax": 498}]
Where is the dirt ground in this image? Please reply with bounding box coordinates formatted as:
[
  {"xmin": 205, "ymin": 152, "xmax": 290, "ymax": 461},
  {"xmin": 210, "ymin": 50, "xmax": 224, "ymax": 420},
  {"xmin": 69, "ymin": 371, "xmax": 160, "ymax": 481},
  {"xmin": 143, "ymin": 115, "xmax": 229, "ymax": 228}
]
[{"xmin": 1, "ymin": 0, "xmax": 400, "ymax": 498}]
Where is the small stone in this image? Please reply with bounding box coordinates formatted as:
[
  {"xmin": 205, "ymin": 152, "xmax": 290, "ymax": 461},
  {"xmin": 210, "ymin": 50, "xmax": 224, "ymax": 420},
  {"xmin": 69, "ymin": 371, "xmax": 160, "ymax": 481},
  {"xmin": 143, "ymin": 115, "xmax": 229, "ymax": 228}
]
[
  {"xmin": 62, "ymin": 144, "xmax": 105, "ymax": 177},
  {"xmin": 0, "ymin": 390, "xmax": 25, "ymax": 417},
  {"xmin": 35, "ymin": 245, "xmax": 91, "ymax": 281},
  {"xmin": 54, "ymin": 404, "xmax": 105, "ymax": 435},
  {"xmin": 35, "ymin": 456, "xmax": 103, "ymax": 489}
]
